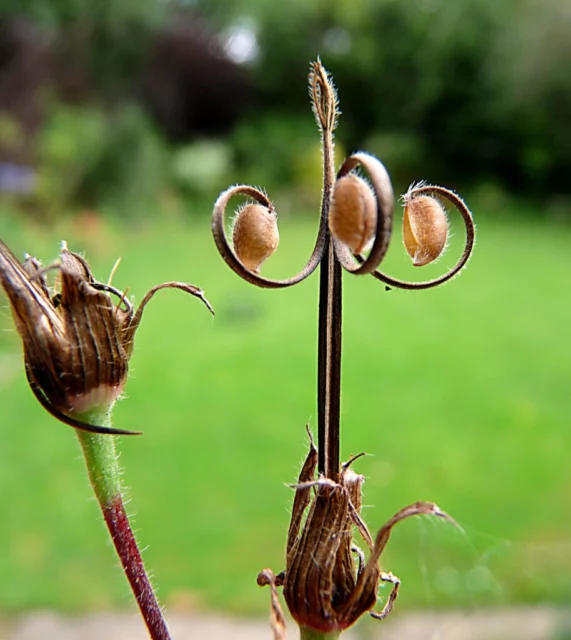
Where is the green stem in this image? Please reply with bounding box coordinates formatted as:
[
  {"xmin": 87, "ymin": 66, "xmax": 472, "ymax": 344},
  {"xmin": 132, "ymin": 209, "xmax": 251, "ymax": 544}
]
[
  {"xmin": 76, "ymin": 411, "xmax": 122, "ymax": 504},
  {"xmin": 299, "ymin": 627, "xmax": 341, "ymax": 640},
  {"xmin": 76, "ymin": 408, "xmax": 171, "ymax": 640}
]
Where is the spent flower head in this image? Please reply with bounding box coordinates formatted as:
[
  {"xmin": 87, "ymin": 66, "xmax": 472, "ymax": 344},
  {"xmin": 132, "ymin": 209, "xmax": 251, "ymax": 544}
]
[
  {"xmin": 258, "ymin": 433, "xmax": 452, "ymax": 636},
  {"xmin": 0, "ymin": 239, "xmax": 213, "ymax": 434}
]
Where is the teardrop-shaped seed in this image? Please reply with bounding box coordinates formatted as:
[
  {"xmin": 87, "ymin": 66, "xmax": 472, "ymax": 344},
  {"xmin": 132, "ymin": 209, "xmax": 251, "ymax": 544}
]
[
  {"xmin": 403, "ymin": 194, "xmax": 448, "ymax": 266},
  {"xmin": 232, "ymin": 203, "xmax": 279, "ymax": 273},
  {"xmin": 329, "ymin": 174, "xmax": 376, "ymax": 254}
]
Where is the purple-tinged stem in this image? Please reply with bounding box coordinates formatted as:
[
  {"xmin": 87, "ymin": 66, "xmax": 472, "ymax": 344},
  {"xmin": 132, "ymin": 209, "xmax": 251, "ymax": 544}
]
[
  {"xmin": 102, "ymin": 494, "xmax": 170, "ymax": 639},
  {"xmin": 76, "ymin": 412, "xmax": 171, "ymax": 640}
]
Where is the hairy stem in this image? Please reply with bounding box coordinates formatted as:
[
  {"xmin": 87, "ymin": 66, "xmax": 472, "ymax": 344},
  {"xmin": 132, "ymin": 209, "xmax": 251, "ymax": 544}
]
[
  {"xmin": 76, "ymin": 409, "xmax": 171, "ymax": 640},
  {"xmin": 300, "ymin": 626, "xmax": 341, "ymax": 640},
  {"xmin": 317, "ymin": 112, "xmax": 342, "ymax": 481}
]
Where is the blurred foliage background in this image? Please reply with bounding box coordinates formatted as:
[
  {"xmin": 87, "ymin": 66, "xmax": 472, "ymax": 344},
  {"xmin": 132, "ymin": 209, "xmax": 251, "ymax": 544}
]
[
  {"xmin": 1, "ymin": 0, "xmax": 571, "ymax": 214},
  {"xmin": 1, "ymin": 0, "xmax": 571, "ymax": 629}
]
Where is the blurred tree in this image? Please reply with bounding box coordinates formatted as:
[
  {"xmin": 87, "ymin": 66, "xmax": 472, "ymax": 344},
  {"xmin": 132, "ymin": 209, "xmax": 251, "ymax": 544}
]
[
  {"xmin": 194, "ymin": 0, "xmax": 571, "ymax": 197},
  {"xmin": 1, "ymin": 0, "xmax": 164, "ymax": 95},
  {"xmin": 2, "ymin": 0, "xmax": 570, "ymax": 208},
  {"xmin": 0, "ymin": 2, "xmax": 250, "ymax": 214}
]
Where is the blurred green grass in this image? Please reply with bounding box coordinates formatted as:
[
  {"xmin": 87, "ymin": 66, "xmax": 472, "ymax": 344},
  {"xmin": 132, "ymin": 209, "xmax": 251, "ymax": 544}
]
[{"xmin": 0, "ymin": 201, "xmax": 570, "ymax": 616}]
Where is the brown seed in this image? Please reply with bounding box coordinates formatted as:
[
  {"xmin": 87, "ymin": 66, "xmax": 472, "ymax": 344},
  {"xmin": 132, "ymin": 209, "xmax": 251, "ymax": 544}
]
[
  {"xmin": 329, "ymin": 174, "xmax": 376, "ymax": 254},
  {"xmin": 403, "ymin": 193, "xmax": 448, "ymax": 266},
  {"xmin": 232, "ymin": 203, "xmax": 279, "ymax": 273}
]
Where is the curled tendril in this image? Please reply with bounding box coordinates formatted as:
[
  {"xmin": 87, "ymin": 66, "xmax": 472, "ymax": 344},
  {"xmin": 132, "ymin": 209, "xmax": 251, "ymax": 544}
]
[
  {"xmin": 212, "ymin": 185, "xmax": 328, "ymax": 289},
  {"xmin": 332, "ymin": 152, "xmax": 394, "ymax": 276},
  {"xmin": 212, "ymin": 168, "xmax": 474, "ymax": 291},
  {"xmin": 212, "ymin": 59, "xmax": 474, "ymax": 292}
]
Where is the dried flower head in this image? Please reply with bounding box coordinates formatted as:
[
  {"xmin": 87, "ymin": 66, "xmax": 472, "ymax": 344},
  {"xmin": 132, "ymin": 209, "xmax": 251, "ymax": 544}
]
[
  {"xmin": 0, "ymin": 239, "xmax": 213, "ymax": 434},
  {"xmin": 232, "ymin": 202, "xmax": 279, "ymax": 273},
  {"xmin": 402, "ymin": 189, "xmax": 449, "ymax": 266},
  {"xmin": 258, "ymin": 433, "xmax": 451, "ymax": 637},
  {"xmin": 329, "ymin": 173, "xmax": 377, "ymax": 254}
]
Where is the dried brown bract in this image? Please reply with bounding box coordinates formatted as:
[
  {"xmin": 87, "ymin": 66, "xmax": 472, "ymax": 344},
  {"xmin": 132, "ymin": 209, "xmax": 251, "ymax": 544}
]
[
  {"xmin": 0, "ymin": 239, "xmax": 213, "ymax": 434},
  {"xmin": 258, "ymin": 433, "xmax": 452, "ymax": 637}
]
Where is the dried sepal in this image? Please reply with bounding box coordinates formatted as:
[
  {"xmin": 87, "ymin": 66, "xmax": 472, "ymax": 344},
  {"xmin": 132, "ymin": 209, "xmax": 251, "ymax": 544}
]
[
  {"xmin": 402, "ymin": 188, "xmax": 448, "ymax": 266},
  {"xmin": 122, "ymin": 281, "xmax": 214, "ymax": 357},
  {"xmin": 329, "ymin": 173, "xmax": 377, "ymax": 254},
  {"xmin": 286, "ymin": 426, "xmax": 318, "ymax": 556},
  {"xmin": 25, "ymin": 363, "xmax": 138, "ymax": 436},
  {"xmin": 0, "ymin": 239, "xmax": 212, "ymax": 434},
  {"xmin": 369, "ymin": 572, "xmax": 400, "ymax": 621},
  {"xmin": 285, "ymin": 476, "xmax": 349, "ymax": 631},
  {"xmin": 257, "ymin": 569, "xmax": 287, "ymax": 640},
  {"xmin": 232, "ymin": 202, "xmax": 279, "ymax": 273},
  {"xmin": 339, "ymin": 500, "xmax": 451, "ymax": 627}
]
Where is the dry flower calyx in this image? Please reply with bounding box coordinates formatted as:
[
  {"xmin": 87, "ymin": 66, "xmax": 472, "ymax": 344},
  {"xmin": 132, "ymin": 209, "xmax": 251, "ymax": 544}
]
[
  {"xmin": 402, "ymin": 188, "xmax": 448, "ymax": 266},
  {"xmin": 258, "ymin": 432, "xmax": 452, "ymax": 638},
  {"xmin": 0, "ymin": 239, "xmax": 213, "ymax": 435}
]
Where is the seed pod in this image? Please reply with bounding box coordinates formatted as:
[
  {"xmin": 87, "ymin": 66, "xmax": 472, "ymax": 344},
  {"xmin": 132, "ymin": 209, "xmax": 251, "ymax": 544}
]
[
  {"xmin": 329, "ymin": 173, "xmax": 376, "ymax": 254},
  {"xmin": 232, "ymin": 203, "xmax": 279, "ymax": 273},
  {"xmin": 0, "ymin": 239, "xmax": 212, "ymax": 435},
  {"xmin": 403, "ymin": 193, "xmax": 448, "ymax": 266}
]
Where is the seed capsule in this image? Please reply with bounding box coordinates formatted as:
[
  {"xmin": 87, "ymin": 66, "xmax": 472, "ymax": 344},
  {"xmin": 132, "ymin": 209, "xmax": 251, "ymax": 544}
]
[
  {"xmin": 232, "ymin": 203, "xmax": 279, "ymax": 273},
  {"xmin": 403, "ymin": 193, "xmax": 448, "ymax": 266},
  {"xmin": 329, "ymin": 174, "xmax": 376, "ymax": 254}
]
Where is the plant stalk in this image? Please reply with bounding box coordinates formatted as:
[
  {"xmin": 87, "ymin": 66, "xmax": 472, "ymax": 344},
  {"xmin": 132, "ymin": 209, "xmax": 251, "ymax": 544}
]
[
  {"xmin": 317, "ymin": 105, "xmax": 342, "ymax": 481},
  {"xmin": 76, "ymin": 409, "xmax": 171, "ymax": 640},
  {"xmin": 300, "ymin": 626, "xmax": 341, "ymax": 640},
  {"xmin": 317, "ymin": 236, "xmax": 342, "ymax": 480}
]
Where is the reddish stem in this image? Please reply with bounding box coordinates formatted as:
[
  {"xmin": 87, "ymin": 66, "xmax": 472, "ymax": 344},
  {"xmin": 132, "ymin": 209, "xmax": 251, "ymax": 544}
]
[{"xmin": 102, "ymin": 495, "xmax": 172, "ymax": 640}]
